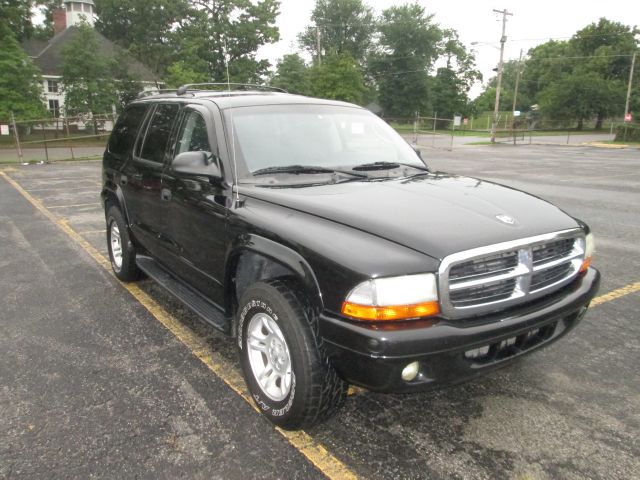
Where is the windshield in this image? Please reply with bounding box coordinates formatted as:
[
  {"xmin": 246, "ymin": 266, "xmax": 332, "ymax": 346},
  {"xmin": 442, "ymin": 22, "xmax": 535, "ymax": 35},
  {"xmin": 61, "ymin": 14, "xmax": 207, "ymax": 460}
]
[{"xmin": 225, "ymin": 104, "xmax": 423, "ymax": 176}]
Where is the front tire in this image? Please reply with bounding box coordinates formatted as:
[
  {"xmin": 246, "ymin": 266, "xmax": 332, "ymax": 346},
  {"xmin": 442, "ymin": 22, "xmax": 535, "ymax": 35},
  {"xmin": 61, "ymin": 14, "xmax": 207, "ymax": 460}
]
[
  {"xmin": 237, "ymin": 280, "xmax": 347, "ymax": 430},
  {"xmin": 106, "ymin": 206, "xmax": 141, "ymax": 282}
]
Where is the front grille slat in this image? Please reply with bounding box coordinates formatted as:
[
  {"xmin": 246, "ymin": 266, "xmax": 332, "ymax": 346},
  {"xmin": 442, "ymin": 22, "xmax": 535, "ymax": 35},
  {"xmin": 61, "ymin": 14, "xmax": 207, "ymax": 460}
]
[{"xmin": 440, "ymin": 231, "xmax": 585, "ymax": 319}]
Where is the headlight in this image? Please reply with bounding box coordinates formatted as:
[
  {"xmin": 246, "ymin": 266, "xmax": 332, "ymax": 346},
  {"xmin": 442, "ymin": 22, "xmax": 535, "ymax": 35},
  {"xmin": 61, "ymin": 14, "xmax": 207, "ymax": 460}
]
[
  {"xmin": 580, "ymin": 232, "xmax": 595, "ymax": 273},
  {"xmin": 341, "ymin": 273, "xmax": 440, "ymax": 321}
]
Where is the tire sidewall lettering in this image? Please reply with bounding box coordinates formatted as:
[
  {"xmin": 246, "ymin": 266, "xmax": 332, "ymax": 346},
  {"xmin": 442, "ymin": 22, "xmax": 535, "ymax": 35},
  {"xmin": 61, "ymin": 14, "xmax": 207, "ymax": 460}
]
[{"xmin": 239, "ymin": 295, "xmax": 293, "ymax": 418}]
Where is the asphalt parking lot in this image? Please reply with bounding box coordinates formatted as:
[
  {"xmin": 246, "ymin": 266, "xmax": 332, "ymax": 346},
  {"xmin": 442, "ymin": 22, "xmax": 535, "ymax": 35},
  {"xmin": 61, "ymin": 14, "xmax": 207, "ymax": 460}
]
[{"xmin": 1, "ymin": 144, "xmax": 639, "ymax": 479}]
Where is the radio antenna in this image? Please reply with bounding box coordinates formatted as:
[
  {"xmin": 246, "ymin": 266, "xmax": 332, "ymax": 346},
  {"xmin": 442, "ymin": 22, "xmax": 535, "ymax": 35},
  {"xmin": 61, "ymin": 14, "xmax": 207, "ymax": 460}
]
[{"xmin": 223, "ymin": 38, "xmax": 240, "ymax": 206}]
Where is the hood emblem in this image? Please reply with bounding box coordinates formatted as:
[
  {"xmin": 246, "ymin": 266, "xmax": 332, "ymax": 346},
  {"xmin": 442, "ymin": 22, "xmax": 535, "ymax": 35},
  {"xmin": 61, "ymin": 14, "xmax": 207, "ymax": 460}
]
[{"xmin": 495, "ymin": 214, "xmax": 517, "ymax": 225}]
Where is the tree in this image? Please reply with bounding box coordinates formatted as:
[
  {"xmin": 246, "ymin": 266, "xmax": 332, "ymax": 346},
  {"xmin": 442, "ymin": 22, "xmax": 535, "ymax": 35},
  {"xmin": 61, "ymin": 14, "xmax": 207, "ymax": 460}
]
[
  {"xmin": 370, "ymin": 3, "xmax": 442, "ymax": 117},
  {"xmin": 473, "ymin": 59, "xmax": 530, "ymax": 113},
  {"xmin": 0, "ymin": 22, "xmax": 46, "ymax": 121},
  {"xmin": 310, "ymin": 53, "xmax": 366, "ymax": 104},
  {"xmin": 173, "ymin": 0, "xmax": 280, "ymax": 83},
  {"xmin": 164, "ymin": 61, "xmax": 209, "ymax": 88},
  {"xmin": 61, "ymin": 23, "xmax": 116, "ymax": 129},
  {"xmin": 271, "ymin": 54, "xmax": 312, "ymax": 95},
  {"xmin": 111, "ymin": 52, "xmax": 143, "ymax": 111},
  {"xmin": 567, "ymin": 18, "xmax": 638, "ymax": 128},
  {"xmin": 299, "ymin": 0, "xmax": 375, "ymax": 64},
  {"xmin": 537, "ymin": 73, "xmax": 621, "ymax": 130},
  {"xmin": 0, "ymin": 0, "xmax": 35, "ymax": 41},
  {"xmin": 474, "ymin": 18, "xmax": 638, "ymax": 129},
  {"xmin": 95, "ymin": 0, "xmax": 189, "ymax": 76}
]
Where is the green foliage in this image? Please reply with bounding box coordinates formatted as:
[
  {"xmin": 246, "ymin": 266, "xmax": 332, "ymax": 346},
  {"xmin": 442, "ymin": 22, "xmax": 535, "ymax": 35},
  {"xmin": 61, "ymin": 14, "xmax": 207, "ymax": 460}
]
[
  {"xmin": 431, "ymin": 67, "xmax": 469, "ymax": 120},
  {"xmin": 111, "ymin": 53, "xmax": 144, "ymax": 111},
  {"xmin": 614, "ymin": 123, "xmax": 640, "ymax": 142},
  {"xmin": 473, "ymin": 59, "xmax": 530, "ymax": 113},
  {"xmin": 476, "ymin": 18, "xmax": 639, "ymax": 128},
  {"xmin": 95, "ymin": 0, "xmax": 188, "ymax": 76},
  {"xmin": 299, "ymin": 0, "xmax": 375, "ymax": 63},
  {"xmin": 164, "ymin": 61, "xmax": 209, "ymax": 88},
  {"xmin": 0, "ymin": 0, "xmax": 35, "ymax": 41},
  {"xmin": 370, "ymin": 3, "xmax": 442, "ymax": 117},
  {"xmin": 0, "ymin": 22, "xmax": 46, "ymax": 120},
  {"xmin": 310, "ymin": 53, "xmax": 366, "ymax": 104},
  {"xmin": 538, "ymin": 72, "xmax": 622, "ymax": 129},
  {"xmin": 175, "ymin": 0, "xmax": 280, "ymax": 83},
  {"xmin": 271, "ymin": 54, "xmax": 312, "ymax": 95},
  {"xmin": 61, "ymin": 23, "xmax": 116, "ymax": 117}
]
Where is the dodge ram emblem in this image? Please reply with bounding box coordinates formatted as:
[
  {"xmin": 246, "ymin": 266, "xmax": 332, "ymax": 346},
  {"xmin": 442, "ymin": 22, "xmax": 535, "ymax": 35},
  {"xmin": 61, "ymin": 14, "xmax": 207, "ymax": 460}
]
[{"xmin": 495, "ymin": 214, "xmax": 516, "ymax": 225}]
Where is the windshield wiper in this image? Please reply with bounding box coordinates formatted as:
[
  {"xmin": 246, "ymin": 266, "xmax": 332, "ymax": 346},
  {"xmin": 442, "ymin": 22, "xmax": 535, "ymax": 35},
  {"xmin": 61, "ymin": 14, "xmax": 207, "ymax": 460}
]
[
  {"xmin": 253, "ymin": 165, "xmax": 368, "ymax": 178},
  {"xmin": 352, "ymin": 161, "xmax": 429, "ymax": 172}
]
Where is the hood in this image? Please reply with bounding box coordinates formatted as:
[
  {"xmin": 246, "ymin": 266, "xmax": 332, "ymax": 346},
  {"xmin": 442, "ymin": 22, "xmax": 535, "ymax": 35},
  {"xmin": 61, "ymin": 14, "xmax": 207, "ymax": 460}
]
[{"xmin": 239, "ymin": 173, "xmax": 580, "ymax": 260}]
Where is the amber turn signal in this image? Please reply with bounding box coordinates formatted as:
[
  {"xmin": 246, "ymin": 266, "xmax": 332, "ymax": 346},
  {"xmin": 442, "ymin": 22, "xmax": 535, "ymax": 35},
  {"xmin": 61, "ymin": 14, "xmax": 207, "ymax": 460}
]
[
  {"xmin": 579, "ymin": 256, "xmax": 592, "ymax": 273},
  {"xmin": 341, "ymin": 301, "xmax": 440, "ymax": 321}
]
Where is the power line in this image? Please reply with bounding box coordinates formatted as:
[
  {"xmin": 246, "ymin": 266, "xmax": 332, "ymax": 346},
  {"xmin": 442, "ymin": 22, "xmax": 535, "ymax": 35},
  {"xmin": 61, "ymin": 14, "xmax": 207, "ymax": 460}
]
[{"xmin": 470, "ymin": 32, "xmax": 637, "ymax": 44}]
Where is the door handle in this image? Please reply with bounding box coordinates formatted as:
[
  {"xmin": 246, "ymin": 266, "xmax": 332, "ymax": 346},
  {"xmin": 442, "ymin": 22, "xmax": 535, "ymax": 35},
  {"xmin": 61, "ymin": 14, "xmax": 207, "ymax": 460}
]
[
  {"xmin": 120, "ymin": 175, "xmax": 127, "ymax": 185},
  {"xmin": 160, "ymin": 188, "xmax": 172, "ymax": 202}
]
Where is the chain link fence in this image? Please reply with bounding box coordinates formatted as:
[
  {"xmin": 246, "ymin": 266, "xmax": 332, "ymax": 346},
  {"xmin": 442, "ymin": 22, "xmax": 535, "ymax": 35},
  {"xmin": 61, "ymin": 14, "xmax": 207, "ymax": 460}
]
[
  {"xmin": 0, "ymin": 112, "xmax": 115, "ymax": 164},
  {"xmin": 383, "ymin": 114, "xmax": 618, "ymax": 150}
]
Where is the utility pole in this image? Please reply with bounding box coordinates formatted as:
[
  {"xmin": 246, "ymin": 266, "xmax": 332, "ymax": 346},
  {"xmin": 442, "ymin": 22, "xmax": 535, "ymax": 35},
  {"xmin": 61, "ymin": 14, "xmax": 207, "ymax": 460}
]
[
  {"xmin": 491, "ymin": 8, "xmax": 512, "ymax": 143},
  {"xmin": 315, "ymin": 26, "xmax": 322, "ymax": 66},
  {"xmin": 624, "ymin": 51, "xmax": 636, "ymax": 119},
  {"xmin": 512, "ymin": 49, "xmax": 523, "ymax": 116}
]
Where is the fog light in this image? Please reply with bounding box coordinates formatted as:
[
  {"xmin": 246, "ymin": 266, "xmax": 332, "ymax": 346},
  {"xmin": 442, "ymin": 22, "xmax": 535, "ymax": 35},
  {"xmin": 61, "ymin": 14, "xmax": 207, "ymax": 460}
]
[{"xmin": 401, "ymin": 361, "xmax": 420, "ymax": 382}]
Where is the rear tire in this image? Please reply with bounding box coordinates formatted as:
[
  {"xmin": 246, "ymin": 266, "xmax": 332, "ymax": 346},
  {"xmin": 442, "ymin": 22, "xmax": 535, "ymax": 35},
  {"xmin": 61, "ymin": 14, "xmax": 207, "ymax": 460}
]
[
  {"xmin": 106, "ymin": 206, "xmax": 141, "ymax": 282},
  {"xmin": 237, "ymin": 280, "xmax": 347, "ymax": 430}
]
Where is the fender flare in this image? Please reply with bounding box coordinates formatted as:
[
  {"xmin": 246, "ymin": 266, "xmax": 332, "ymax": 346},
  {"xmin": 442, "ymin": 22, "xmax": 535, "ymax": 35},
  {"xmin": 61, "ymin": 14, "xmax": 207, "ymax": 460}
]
[{"xmin": 225, "ymin": 234, "xmax": 324, "ymax": 314}]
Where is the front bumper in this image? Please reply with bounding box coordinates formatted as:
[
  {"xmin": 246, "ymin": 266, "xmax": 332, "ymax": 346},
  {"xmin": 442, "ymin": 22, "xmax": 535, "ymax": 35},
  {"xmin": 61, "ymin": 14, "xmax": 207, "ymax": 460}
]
[{"xmin": 320, "ymin": 267, "xmax": 600, "ymax": 392}]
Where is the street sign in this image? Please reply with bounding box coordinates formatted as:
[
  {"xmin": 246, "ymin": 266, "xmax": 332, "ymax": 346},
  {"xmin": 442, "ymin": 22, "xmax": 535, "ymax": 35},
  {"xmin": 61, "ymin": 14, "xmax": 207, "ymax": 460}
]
[
  {"xmin": 624, "ymin": 113, "xmax": 632, "ymax": 122},
  {"xmin": 513, "ymin": 110, "xmax": 521, "ymax": 117},
  {"xmin": 453, "ymin": 116, "xmax": 462, "ymax": 127},
  {"xmin": 0, "ymin": 125, "xmax": 9, "ymax": 135},
  {"xmin": 463, "ymin": 117, "xmax": 468, "ymax": 125}
]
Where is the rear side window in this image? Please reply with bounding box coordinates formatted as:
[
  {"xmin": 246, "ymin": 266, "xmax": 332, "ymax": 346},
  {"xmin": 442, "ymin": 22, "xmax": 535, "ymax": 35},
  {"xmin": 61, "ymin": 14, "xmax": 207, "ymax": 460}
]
[
  {"xmin": 139, "ymin": 104, "xmax": 180, "ymax": 163},
  {"xmin": 107, "ymin": 104, "xmax": 148, "ymax": 157}
]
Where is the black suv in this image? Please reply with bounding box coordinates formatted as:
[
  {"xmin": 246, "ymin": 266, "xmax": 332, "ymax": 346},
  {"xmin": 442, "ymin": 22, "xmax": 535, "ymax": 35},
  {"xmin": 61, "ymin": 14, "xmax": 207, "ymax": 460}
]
[{"xmin": 102, "ymin": 86, "xmax": 600, "ymax": 429}]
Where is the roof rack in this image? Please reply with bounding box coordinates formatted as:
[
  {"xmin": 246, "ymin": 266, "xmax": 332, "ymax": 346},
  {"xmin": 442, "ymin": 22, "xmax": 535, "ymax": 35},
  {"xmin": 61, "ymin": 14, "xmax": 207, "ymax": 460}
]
[
  {"xmin": 136, "ymin": 88, "xmax": 178, "ymax": 99},
  {"xmin": 176, "ymin": 83, "xmax": 287, "ymax": 96}
]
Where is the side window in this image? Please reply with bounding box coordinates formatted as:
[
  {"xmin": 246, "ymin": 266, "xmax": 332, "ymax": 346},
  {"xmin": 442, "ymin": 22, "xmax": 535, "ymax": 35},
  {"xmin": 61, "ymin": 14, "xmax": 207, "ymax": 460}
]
[
  {"xmin": 175, "ymin": 110, "xmax": 213, "ymax": 156},
  {"xmin": 139, "ymin": 103, "xmax": 180, "ymax": 163},
  {"xmin": 108, "ymin": 104, "xmax": 148, "ymax": 157}
]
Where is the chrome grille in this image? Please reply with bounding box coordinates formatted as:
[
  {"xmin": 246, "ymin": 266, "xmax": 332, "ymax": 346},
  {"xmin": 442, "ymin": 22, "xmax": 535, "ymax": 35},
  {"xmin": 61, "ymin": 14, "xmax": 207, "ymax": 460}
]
[{"xmin": 439, "ymin": 229, "xmax": 585, "ymax": 319}]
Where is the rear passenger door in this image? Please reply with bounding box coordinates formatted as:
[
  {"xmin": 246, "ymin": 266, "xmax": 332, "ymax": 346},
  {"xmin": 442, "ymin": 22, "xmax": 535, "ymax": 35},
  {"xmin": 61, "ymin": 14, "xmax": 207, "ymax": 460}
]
[
  {"xmin": 161, "ymin": 106, "xmax": 227, "ymax": 305},
  {"xmin": 121, "ymin": 103, "xmax": 181, "ymax": 257}
]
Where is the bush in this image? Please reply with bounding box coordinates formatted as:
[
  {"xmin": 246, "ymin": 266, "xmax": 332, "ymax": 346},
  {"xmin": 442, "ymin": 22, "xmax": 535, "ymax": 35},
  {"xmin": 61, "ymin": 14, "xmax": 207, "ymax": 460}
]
[{"xmin": 614, "ymin": 123, "xmax": 640, "ymax": 142}]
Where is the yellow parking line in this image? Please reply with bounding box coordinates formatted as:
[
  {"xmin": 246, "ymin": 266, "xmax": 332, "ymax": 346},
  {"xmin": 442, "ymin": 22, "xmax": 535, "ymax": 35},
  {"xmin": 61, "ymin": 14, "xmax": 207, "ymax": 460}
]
[
  {"xmin": 47, "ymin": 202, "xmax": 101, "ymax": 209},
  {"xmin": 0, "ymin": 171, "xmax": 358, "ymax": 480},
  {"xmin": 78, "ymin": 229, "xmax": 106, "ymax": 235},
  {"xmin": 591, "ymin": 282, "xmax": 640, "ymax": 307}
]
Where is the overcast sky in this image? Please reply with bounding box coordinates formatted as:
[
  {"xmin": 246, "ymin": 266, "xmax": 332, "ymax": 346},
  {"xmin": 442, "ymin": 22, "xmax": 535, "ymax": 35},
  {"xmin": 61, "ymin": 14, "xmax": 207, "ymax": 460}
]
[{"xmin": 257, "ymin": 0, "xmax": 640, "ymax": 98}]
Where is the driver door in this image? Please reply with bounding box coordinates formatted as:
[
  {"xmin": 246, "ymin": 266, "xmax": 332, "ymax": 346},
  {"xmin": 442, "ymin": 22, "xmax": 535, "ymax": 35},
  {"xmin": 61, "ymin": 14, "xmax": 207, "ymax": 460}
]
[{"xmin": 160, "ymin": 106, "xmax": 228, "ymax": 305}]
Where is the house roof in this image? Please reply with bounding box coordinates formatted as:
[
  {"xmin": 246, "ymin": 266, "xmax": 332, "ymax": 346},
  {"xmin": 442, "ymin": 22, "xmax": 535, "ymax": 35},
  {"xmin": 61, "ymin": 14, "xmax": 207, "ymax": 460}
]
[{"xmin": 22, "ymin": 26, "xmax": 158, "ymax": 82}]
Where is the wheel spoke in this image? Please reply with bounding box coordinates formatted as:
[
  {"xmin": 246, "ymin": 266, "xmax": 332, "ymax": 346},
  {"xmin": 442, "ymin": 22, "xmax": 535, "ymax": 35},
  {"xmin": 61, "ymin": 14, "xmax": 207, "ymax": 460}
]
[
  {"xmin": 248, "ymin": 335, "xmax": 267, "ymax": 353},
  {"xmin": 261, "ymin": 315, "xmax": 274, "ymax": 334},
  {"xmin": 246, "ymin": 311, "xmax": 293, "ymax": 402}
]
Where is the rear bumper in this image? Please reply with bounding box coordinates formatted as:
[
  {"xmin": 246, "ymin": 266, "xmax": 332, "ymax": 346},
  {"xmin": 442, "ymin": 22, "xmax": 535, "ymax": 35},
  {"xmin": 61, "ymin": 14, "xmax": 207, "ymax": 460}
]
[{"xmin": 320, "ymin": 268, "xmax": 600, "ymax": 392}]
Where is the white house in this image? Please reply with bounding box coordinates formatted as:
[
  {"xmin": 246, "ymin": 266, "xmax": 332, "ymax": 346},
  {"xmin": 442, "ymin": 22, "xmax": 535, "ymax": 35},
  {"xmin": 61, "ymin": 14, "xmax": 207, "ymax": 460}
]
[{"xmin": 21, "ymin": 0, "xmax": 159, "ymax": 119}]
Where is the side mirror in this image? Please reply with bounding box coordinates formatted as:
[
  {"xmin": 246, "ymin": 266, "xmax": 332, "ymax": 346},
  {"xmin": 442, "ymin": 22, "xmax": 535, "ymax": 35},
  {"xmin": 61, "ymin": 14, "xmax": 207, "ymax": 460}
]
[{"xmin": 172, "ymin": 151, "xmax": 221, "ymax": 179}]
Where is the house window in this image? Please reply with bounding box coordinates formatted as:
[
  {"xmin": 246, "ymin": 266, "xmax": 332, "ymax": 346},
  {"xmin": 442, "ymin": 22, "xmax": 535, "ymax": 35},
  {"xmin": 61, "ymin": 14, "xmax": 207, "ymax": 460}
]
[
  {"xmin": 47, "ymin": 80, "xmax": 58, "ymax": 93},
  {"xmin": 48, "ymin": 100, "xmax": 60, "ymax": 117}
]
